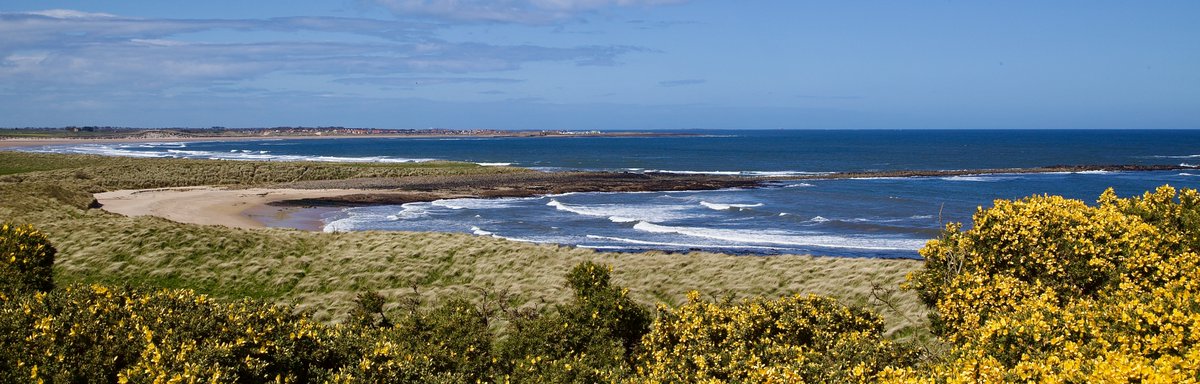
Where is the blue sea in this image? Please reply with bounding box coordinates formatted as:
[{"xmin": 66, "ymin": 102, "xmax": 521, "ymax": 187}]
[{"xmin": 28, "ymin": 130, "xmax": 1200, "ymax": 258}]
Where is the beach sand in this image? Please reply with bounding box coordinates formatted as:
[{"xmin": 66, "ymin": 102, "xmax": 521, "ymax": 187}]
[{"xmin": 94, "ymin": 187, "xmax": 367, "ymax": 230}]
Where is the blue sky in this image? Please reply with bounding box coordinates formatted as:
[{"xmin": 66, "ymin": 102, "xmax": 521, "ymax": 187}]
[{"xmin": 1, "ymin": 1, "xmax": 1197, "ymax": 129}]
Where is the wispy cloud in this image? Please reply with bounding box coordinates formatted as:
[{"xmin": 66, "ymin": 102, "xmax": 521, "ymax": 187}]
[
  {"xmin": 367, "ymin": 0, "xmax": 688, "ymax": 24},
  {"xmin": 794, "ymin": 94, "xmax": 863, "ymax": 100},
  {"xmin": 334, "ymin": 77, "xmax": 524, "ymax": 86},
  {"xmin": 0, "ymin": 10, "xmax": 643, "ymax": 93},
  {"xmin": 0, "ymin": 11, "xmax": 435, "ymax": 53},
  {"xmin": 659, "ymin": 78, "xmax": 705, "ymax": 87},
  {"xmin": 626, "ymin": 19, "xmax": 700, "ymax": 30}
]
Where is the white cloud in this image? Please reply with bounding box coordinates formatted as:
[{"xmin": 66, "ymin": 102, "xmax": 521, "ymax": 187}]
[
  {"xmin": 25, "ymin": 9, "xmax": 117, "ymax": 19},
  {"xmin": 369, "ymin": 0, "xmax": 687, "ymax": 23},
  {"xmin": 334, "ymin": 76, "xmax": 523, "ymax": 86},
  {"xmin": 0, "ymin": 10, "xmax": 642, "ymax": 92}
]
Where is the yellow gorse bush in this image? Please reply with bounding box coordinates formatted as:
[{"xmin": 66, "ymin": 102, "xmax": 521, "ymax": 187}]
[
  {"xmin": 894, "ymin": 186, "xmax": 1200, "ymax": 382},
  {"xmin": 0, "ymin": 222, "xmax": 55, "ymax": 296},
  {"xmin": 3, "ymin": 283, "xmax": 348, "ymax": 383},
  {"xmin": 634, "ymin": 291, "xmax": 917, "ymax": 383}
]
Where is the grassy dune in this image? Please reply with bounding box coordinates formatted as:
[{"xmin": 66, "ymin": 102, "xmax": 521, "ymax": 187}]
[
  {"xmin": 0, "ymin": 152, "xmax": 529, "ymax": 188},
  {"xmin": 0, "ymin": 151, "xmax": 927, "ymax": 339}
]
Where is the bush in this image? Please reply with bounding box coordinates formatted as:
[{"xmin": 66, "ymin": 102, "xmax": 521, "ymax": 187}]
[
  {"xmin": 0, "ymin": 223, "xmax": 55, "ymax": 296},
  {"xmin": 0, "ymin": 284, "xmax": 356, "ymax": 383},
  {"xmin": 895, "ymin": 186, "xmax": 1200, "ymax": 382},
  {"xmin": 495, "ymin": 261, "xmax": 651, "ymax": 383},
  {"xmin": 636, "ymin": 292, "xmax": 917, "ymax": 383},
  {"xmin": 349, "ymin": 290, "xmax": 391, "ymax": 328},
  {"xmin": 367, "ymin": 297, "xmax": 494, "ymax": 382}
]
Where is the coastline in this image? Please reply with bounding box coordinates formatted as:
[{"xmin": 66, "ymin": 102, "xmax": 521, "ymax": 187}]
[
  {"xmin": 91, "ymin": 162, "xmax": 1194, "ymax": 234},
  {"xmin": 0, "ymin": 131, "xmax": 690, "ymax": 149},
  {"xmin": 94, "ymin": 172, "xmax": 764, "ymax": 231},
  {"xmin": 91, "ymin": 161, "xmax": 1196, "ymax": 233}
]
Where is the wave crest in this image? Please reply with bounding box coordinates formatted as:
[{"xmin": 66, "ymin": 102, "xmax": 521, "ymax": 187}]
[
  {"xmin": 699, "ymin": 201, "xmax": 764, "ymax": 211},
  {"xmin": 547, "ymin": 199, "xmax": 695, "ymax": 223},
  {"xmin": 631, "ymin": 221, "xmax": 926, "ymax": 251}
]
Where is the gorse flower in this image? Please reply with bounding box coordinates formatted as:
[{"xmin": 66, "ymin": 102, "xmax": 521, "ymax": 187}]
[
  {"xmin": 894, "ymin": 186, "xmax": 1200, "ymax": 382},
  {"xmin": 0, "ymin": 223, "xmax": 55, "ymax": 296},
  {"xmin": 635, "ymin": 292, "xmax": 918, "ymax": 383}
]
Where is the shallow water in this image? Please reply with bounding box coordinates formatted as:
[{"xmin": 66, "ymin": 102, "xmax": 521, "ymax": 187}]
[{"xmin": 28, "ymin": 130, "xmax": 1200, "ymax": 258}]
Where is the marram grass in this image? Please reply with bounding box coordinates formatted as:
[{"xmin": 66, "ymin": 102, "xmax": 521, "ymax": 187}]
[{"xmin": 0, "ymin": 151, "xmax": 927, "ymax": 339}]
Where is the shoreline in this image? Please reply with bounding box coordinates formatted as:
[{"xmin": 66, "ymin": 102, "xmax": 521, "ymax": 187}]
[
  {"xmin": 93, "ymin": 173, "xmax": 763, "ymax": 231},
  {"xmin": 0, "ymin": 131, "xmax": 691, "ymax": 149},
  {"xmin": 92, "ymin": 163, "xmax": 1193, "ymax": 233}
]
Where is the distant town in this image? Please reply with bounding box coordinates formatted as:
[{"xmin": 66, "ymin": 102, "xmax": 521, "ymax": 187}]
[{"xmin": 0, "ymin": 126, "xmax": 656, "ymax": 140}]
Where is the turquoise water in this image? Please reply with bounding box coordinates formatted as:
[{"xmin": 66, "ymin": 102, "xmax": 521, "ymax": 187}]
[{"xmin": 31, "ymin": 130, "xmax": 1200, "ymax": 258}]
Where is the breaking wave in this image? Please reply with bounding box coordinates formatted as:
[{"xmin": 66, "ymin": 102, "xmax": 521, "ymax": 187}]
[
  {"xmin": 699, "ymin": 201, "xmax": 764, "ymax": 211},
  {"xmin": 631, "ymin": 221, "xmax": 927, "ymax": 251},
  {"xmin": 546, "ymin": 199, "xmax": 695, "ymax": 223}
]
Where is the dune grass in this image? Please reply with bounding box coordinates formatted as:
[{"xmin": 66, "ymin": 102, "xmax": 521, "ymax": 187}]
[
  {"xmin": 0, "ymin": 152, "xmax": 528, "ymax": 190},
  {"xmin": 0, "ymin": 151, "xmax": 928, "ymax": 339},
  {"xmin": 0, "ymin": 152, "xmax": 107, "ymax": 176}
]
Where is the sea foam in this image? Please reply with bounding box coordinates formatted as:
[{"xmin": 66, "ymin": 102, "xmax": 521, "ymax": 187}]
[
  {"xmin": 643, "ymin": 169, "xmax": 824, "ymax": 177},
  {"xmin": 546, "ymin": 199, "xmax": 695, "ymax": 223},
  {"xmin": 631, "ymin": 221, "xmax": 926, "ymax": 251},
  {"xmin": 699, "ymin": 201, "xmax": 764, "ymax": 211},
  {"xmin": 585, "ymin": 235, "xmax": 786, "ymax": 250},
  {"xmin": 941, "ymin": 175, "xmax": 1021, "ymax": 182},
  {"xmin": 431, "ymin": 197, "xmax": 526, "ymax": 210},
  {"xmin": 386, "ymin": 203, "xmax": 431, "ymax": 220}
]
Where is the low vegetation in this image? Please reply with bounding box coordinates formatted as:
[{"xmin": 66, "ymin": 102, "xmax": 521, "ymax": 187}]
[
  {"xmin": 2, "ymin": 227, "xmax": 916, "ymax": 382},
  {"xmin": 0, "ymin": 152, "xmax": 527, "ymax": 186},
  {"xmin": 0, "ymin": 151, "xmax": 926, "ymax": 335},
  {"xmin": 6, "ymin": 150, "xmax": 1193, "ymax": 381},
  {"xmin": 889, "ymin": 186, "xmax": 1200, "ymax": 382}
]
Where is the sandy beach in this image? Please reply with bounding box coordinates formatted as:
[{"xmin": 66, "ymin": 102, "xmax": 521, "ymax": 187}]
[
  {"xmin": 94, "ymin": 187, "xmax": 377, "ymax": 230},
  {"xmin": 92, "ymin": 170, "xmax": 765, "ymax": 231}
]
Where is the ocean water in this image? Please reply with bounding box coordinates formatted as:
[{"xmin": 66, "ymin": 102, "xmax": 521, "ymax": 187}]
[{"xmin": 28, "ymin": 130, "xmax": 1200, "ymax": 258}]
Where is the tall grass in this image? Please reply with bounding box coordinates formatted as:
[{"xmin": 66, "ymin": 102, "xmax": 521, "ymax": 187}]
[
  {"xmin": 0, "ymin": 152, "xmax": 527, "ymax": 191},
  {"xmin": 0, "ymin": 152, "xmax": 927, "ymax": 338}
]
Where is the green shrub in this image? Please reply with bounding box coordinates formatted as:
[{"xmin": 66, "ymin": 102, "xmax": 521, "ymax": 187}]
[
  {"xmin": 350, "ymin": 290, "xmax": 391, "ymax": 328},
  {"xmin": 495, "ymin": 262, "xmax": 651, "ymax": 383},
  {"xmin": 369, "ymin": 297, "xmax": 494, "ymax": 382},
  {"xmin": 564, "ymin": 261, "xmax": 652, "ymax": 357},
  {"xmin": 0, "ymin": 223, "xmax": 55, "ymax": 296}
]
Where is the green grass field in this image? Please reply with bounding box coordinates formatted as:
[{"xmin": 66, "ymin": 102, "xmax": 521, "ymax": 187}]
[{"xmin": 0, "ymin": 151, "xmax": 928, "ymax": 339}]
